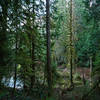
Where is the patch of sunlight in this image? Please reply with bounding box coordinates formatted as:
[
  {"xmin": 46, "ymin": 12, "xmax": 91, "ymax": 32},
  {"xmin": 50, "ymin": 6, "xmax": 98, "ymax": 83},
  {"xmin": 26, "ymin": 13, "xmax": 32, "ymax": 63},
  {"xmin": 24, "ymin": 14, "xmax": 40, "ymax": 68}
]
[{"xmin": 17, "ymin": 64, "xmax": 21, "ymax": 69}]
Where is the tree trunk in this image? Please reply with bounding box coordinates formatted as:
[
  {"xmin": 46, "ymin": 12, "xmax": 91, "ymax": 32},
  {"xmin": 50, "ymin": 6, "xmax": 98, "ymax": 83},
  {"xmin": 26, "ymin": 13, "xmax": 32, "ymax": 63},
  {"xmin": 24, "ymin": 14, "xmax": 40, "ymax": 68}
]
[
  {"xmin": 0, "ymin": 1, "xmax": 8, "ymax": 88},
  {"xmin": 13, "ymin": 32, "xmax": 18, "ymax": 95},
  {"xmin": 46, "ymin": 0, "xmax": 52, "ymax": 96},
  {"xmin": 13, "ymin": 0, "xmax": 19, "ymax": 95},
  {"xmin": 69, "ymin": 0, "xmax": 73, "ymax": 86},
  {"xmin": 0, "ymin": 76, "xmax": 3, "ymax": 89},
  {"xmin": 30, "ymin": 36, "xmax": 35, "ymax": 88},
  {"xmin": 13, "ymin": 64, "xmax": 17, "ymax": 92},
  {"xmin": 82, "ymin": 68, "xmax": 86, "ymax": 85},
  {"xmin": 90, "ymin": 56, "xmax": 92, "ymax": 83},
  {"xmin": 30, "ymin": 0, "xmax": 35, "ymax": 89}
]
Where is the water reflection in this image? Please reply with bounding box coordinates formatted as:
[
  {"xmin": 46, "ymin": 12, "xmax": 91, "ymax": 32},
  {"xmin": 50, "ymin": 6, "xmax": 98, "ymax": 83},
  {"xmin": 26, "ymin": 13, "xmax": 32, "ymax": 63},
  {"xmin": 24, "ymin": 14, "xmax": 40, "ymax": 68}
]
[{"xmin": 2, "ymin": 77, "xmax": 23, "ymax": 89}]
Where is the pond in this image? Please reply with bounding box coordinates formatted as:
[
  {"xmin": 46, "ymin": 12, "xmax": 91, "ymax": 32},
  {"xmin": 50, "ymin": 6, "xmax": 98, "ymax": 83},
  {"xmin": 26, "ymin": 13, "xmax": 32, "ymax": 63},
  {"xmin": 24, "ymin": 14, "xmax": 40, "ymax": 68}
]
[{"xmin": 2, "ymin": 77, "xmax": 23, "ymax": 89}]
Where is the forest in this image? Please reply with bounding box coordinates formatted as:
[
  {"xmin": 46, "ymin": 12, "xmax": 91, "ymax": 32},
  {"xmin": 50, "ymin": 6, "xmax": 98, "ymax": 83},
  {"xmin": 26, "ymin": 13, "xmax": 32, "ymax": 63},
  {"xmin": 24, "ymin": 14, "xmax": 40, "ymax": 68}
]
[{"xmin": 0, "ymin": 0, "xmax": 100, "ymax": 100}]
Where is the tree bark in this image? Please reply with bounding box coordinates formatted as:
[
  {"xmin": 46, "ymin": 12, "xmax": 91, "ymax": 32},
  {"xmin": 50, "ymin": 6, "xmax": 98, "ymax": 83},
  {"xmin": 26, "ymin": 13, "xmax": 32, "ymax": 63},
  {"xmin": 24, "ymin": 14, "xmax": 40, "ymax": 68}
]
[
  {"xmin": 90, "ymin": 56, "xmax": 92, "ymax": 83},
  {"xmin": 46, "ymin": 0, "xmax": 52, "ymax": 96},
  {"xmin": 30, "ymin": 0, "xmax": 35, "ymax": 89},
  {"xmin": 82, "ymin": 68, "xmax": 86, "ymax": 85},
  {"xmin": 13, "ymin": 0, "xmax": 19, "ymax": 94},
  {"xmin": 13, "ymin": 26, "xmax": 18, "ymax": 95},
  {"xmin": 30, "ymin": 36, "xmax": 35, "ymax": 88},
  {"xmin": 0, "ymin": 1, "xmax": 8, "ymax": 87},
  {"xmin": 69, "ymin": 0, "xmax": 73, "ymax": 86}
]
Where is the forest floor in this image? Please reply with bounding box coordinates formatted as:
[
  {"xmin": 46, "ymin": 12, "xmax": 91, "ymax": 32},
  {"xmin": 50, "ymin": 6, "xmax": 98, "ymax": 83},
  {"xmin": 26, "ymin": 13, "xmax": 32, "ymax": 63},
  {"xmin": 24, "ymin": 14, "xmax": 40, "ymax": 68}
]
[
  {"xmin": 1, "ymin": 85, "xmax": 100, "ymax": 100},
  {"xmin": 0, "ymin": 66, "xmax": 100, "ymax": 100},
  {"xmin": 59, "ymin": 86, "xmax": 100, "ymax": 100},
  {"xmin": 53, "ymin": 66, "xmax": 100, "ymax": 100}
]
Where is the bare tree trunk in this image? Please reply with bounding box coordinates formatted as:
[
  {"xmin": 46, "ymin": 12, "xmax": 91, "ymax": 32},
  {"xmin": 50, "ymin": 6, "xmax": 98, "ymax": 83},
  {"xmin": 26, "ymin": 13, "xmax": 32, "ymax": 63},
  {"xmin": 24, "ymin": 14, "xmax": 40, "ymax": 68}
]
[
  {"xmin": 23, "ymin": 67, "xmax": 27, "ymax": 92},
  {"xmin": 30, "ymin": 0, "xmax": 35, "ymax": 89},
  {"xmin": 0, "ymin": 76, "xmax": 3, "ymax": 89},
  {"xmin": 30, "ymin": 36, "xmax": 35, "ymax": 88},
  {"xmin": 13, "ymin": 32, "xmax": 18, "ymax": 95},
  {"xmin": 69, "ymin": 0, "xmax": 73, "ymax": 86},
  {"xmin": 90, "ymin": 56, "xmax": 92, "ymax": 83},
  {"xmin": 46, "ymin": 0, "xmax": 52, "ymax": 96},
  {"xmin": 82, "ymin": 68, "xmax": 86, "ymax": 85},
  {"xmin": 13, "ymin": 0, "xmax": 19, "ymax": 95},
  {"xmin": 0, "ymin": 1, "xmax": 8, "ymax": 88},
  {"xmin": 13, "ymin": 64, "xmax": 17, "ymax": 92}
]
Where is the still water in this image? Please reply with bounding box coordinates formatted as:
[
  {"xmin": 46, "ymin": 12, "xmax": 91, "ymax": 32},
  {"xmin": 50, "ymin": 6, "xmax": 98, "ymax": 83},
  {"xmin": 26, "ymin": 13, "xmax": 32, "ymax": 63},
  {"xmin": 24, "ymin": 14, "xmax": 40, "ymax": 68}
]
[{"xmin": 2, "ymin": 77, "xmax": 23, "ymax": 89}]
